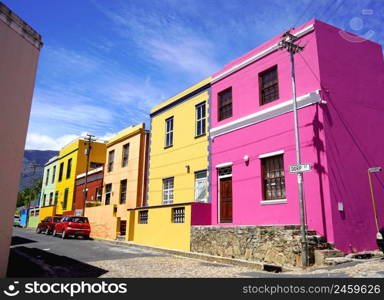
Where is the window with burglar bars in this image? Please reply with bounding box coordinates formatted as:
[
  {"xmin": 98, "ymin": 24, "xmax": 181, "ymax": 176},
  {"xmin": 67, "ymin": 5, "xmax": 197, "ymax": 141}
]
[
  {"xmin": 122, "ymin": 143, "xmax": 129, "ymax": 167},
  {"xmin": 120, "ymin": 179, "xmax": 127, "ymax": 204},
  {"xmin": 195, "ymin": 102, "xmax": 206, "ymax": 137},
  {"xmin": 162, "ymin": 177, "xmax": 174, "ymax": 204},
  {"xmin": 139, "ymin": 210, "xmax": 148, "ymax": 224},
  {"xmin": 218, "ymin": 87, "xmax": 232, "ymax": 121},
  {"xmin": 259, "ymin": 66, "xmax": 279, "ymax": 105},
  {"xmin": 105, "ymin": 183, "xmax": 112, "ymax": 205},
  {"xmin": 107, "ymin": 150, "xmax": 115, "ymax": 172},
  {"xmin": 261, "ymin": 154, "xmax": 286, "ymax": 200},
  {"xmin": 165, "ymin": 117, "xmax": 174, "ymax": 147},
  {"xmin": 172, "ymin": 207, "xmax": 185, "ymax": 223}
]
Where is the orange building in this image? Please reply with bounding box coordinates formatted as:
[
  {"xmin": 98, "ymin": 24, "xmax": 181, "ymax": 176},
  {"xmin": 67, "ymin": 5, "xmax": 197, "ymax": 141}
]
[{"xmin": 85, "ymin": 123, "xmax": 149, "ymax": 240}]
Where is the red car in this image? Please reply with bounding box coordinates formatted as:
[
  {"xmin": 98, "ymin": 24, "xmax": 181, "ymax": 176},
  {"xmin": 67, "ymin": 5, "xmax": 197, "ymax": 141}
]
[
  {"xmin": 36, "ymin": 216, "xmax": 62, "ymax": 235},
  {"xmin": 53, "ymin": 216, "xmax": 91, "ymax": 239}
]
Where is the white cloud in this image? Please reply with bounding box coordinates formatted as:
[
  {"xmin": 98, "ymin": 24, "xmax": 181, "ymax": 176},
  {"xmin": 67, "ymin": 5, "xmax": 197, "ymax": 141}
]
[
  {"xmin": 25, "ymin": 133, "xmax": 79, "ymax": 150},
  {"xmin": 25, "ymin": 131, "xmax": 117, "ymax": 151}
]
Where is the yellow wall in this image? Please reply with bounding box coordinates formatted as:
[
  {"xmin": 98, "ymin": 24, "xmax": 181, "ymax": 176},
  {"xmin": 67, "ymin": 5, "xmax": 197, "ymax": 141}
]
[
  {"xmin": 39, "ymin": 206, "xmax": 56, "ymax": 221},
  {"xmin": 56, "ymin": 139, "xmax": 106, "ymax": 215},
  {"xmin": 147, "ymin": 79, "xmax": 210, "ymax": 207},
  {"xmin": 132, "ymin": 78, "xmax": 210, "ymax": 251},
  {"xmin": 132, "ymin": 205, "xmax": 191, "ymax": 251}
]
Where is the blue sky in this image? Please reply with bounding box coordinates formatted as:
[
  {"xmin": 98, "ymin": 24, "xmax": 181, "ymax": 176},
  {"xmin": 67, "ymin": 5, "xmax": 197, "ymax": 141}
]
[{"xmin": 4, "ymin": 0, "xmax": 383, "ymax": 150}]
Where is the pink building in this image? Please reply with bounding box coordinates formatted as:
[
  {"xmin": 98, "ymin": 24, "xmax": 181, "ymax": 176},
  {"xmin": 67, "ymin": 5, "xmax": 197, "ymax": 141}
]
[{"xmin": 209, "ymin": 20, "xmax": 384, "ymax": 253}]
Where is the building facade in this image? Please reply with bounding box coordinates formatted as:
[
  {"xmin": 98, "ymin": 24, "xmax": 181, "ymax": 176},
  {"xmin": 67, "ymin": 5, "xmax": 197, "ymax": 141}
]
[
  {"xmin": 207, "ymin": 20, "xmax": 384, "ymax": 254},
  {"xmin": 0, "ymin": 2, "xmax": 42, "ymax": 277},
  {"xmin": 39, "ymin": 155, "xmax": 59, "ymax": 221},
  {"xmin": 56, "ymin": 138, "xmax": 106, "ymax": 216},
  {"xmin": 85, "ymin": 124, "xmax": 148, "ymax": 240},
  {"xmin": 74, "ymin": 166, "xmax": 104, "ymax": 213},
  {"xmin": 132, "ymin": 78, "xmax": 212, "ymax": 251}
]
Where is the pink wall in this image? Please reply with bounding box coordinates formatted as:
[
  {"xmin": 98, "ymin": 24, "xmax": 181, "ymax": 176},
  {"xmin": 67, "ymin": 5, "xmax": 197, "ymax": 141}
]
[
  {"xmin": 191, "ymin": 202, "xmax": 211, "ymax": 225},
  {"xmin": 209, "ymin": 19, "xmax": 384, "ymax": 253},
  {"xmin": 315, "ymin": 21, "xmax": 384, "ymax": 252}
]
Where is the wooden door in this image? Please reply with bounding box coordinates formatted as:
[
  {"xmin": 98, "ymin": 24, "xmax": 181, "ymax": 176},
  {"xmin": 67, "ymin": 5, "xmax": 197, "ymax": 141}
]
[
  {"xmin": 119, "ymin": 220, "xmax": 127, "ymax": 236},
  {"xmin": 220, "ymin": 177, "xmax": 232, "ymax": 223}
]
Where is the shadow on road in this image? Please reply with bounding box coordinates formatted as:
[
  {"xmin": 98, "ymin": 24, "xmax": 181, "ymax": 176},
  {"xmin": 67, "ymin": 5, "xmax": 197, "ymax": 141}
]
[
  {"xmin": 7, "ymin": 246, "xmax": 108, "ymax": 278},
  {"xmin": 11, "ymin": 236, "xmax": 37, "ymax": 246}
]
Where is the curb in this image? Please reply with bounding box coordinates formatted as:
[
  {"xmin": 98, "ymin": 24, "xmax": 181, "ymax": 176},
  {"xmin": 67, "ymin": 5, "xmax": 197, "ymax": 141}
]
[{"xmin": 92, "ymin": 237, "xmax": 299, "ymax": 272}]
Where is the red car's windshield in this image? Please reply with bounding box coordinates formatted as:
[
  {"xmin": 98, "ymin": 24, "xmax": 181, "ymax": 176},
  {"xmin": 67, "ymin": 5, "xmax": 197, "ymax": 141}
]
[{"xmin": 53, "ymin": 217, "xmax": 62, "ymax": 223}]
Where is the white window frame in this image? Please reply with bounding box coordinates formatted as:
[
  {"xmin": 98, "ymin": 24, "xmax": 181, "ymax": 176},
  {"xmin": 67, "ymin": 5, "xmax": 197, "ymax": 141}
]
[
  {"xmin": 165, "ymin": 117, "xmax": 174, "ymax": 147},
  {"xmin": 217, "ymin": 166, "xmax": 232, "ymax": 224},
  {"xmin": 195, "ymin": 102, "xmax": 206, "ymax": 137},
  {"xmin": 162, "ymin": 177, "xmax": 174, "ymax": 204},
  {"xmin": 194, "ymin": 170, "xmax": 208, "ymax": 202}
]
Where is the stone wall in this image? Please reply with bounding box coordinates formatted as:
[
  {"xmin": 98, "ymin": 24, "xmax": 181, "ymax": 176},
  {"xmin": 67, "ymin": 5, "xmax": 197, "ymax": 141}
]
[{"xmin": 190, "ymin": 225, "xmax": 332, "ymax": 267}]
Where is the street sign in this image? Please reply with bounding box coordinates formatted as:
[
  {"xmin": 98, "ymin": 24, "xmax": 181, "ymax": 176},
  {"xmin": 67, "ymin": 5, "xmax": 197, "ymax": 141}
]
[
  {"xmin": 289, "ymin": 163, "xmax": 311, "ymax": 173},
  {"xmin": 368, "ymin": 167, "xmax": 382, "ymax": 173}
]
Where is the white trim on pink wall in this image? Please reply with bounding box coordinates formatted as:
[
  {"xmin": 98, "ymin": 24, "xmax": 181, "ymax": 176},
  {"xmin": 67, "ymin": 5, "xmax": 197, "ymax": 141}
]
[{"xmin": 210, "ymin": 90, "xmax": 322, "ymax": 139}]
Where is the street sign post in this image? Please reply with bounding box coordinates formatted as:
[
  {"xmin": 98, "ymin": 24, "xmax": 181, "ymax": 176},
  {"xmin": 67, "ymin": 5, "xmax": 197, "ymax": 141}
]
[{"xmin": 289, "ymin": 163, "xmax": 311, "ymax": 173}]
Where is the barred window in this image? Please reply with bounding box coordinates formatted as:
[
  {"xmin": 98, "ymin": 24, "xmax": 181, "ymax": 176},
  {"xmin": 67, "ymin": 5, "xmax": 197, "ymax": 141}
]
[
  {"xmin": 259, "ymin": 66, "xmax": 279, "ymax": 105},
  {"xmin": 218, "ymin": 87, "xmax": 232, "ymax": 121},
  {"xmin": 172, "ymin": 207, "xmax": 185, "ymax": 223},
  {"xmin": 163, "ymin": 177, "xmax": 174, "ymax": 204},
  {"xmin": 261, "ymin": 154, "xmax": 286, "ymax": 200},
  {"xmin": 139, "ymin": 210, "xmax": 148, "ymax": 224},
  {"xmin": 196, "ymin": 102, "xmax": 206, "ymax": 137}
]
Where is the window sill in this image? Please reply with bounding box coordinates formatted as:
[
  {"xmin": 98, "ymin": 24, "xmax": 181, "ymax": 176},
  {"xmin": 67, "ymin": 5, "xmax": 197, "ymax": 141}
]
[
  {"xmin": 164, "ymin": 145, "xmax": 173, "ymax": 149},
  {"xmin": 260, "ymin": 199, "xmax": 287, "ymax": 205},
  {"xmin": 194, "ymin": 133, "xmax": 206, "ymax": 139}
]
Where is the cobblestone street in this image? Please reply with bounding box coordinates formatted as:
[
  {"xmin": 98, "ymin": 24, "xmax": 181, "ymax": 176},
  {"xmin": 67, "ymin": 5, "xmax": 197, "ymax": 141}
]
[{"xmin": 8, "ymin": 228, "xmax": 384, "ymax": 278}]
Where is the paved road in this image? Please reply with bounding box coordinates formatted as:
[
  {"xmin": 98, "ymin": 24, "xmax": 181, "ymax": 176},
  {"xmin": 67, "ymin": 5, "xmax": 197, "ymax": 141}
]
[{"xmin": 7, "ymin": 227, "xmax": 384, "ymax": 278}]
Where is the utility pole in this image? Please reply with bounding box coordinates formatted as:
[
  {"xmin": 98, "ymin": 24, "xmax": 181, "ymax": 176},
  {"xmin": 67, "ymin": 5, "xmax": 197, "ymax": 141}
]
[
  {"xmin": 81, "ymin": 134, "xmax": 96, "ymax": 216},
  {"xmin": 279, "ymin": 30, "xmax": 309, "ymax": 267}
]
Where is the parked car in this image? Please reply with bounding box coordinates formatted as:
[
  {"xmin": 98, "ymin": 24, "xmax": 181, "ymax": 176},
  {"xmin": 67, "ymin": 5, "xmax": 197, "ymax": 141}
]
[
  {"xmin": 13, "ymin": 215, "xmax": 20, "ymax": 227},
  {"xmin": 53, "ymin": 216, "xmax": 91, "ymax": 239},
  {"xmin": 36, "ymin": 216, "xmax": 62, "ymax": 234},
  {"xmin": 377, "ymin": 228, "xmax": 384, "ymax": 253}
]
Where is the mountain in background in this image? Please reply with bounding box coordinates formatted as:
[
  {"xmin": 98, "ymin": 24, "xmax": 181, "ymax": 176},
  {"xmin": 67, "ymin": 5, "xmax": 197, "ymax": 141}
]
[{"xmin": 19, "ymin": 150, "xmax": 59, "ymax": 190}]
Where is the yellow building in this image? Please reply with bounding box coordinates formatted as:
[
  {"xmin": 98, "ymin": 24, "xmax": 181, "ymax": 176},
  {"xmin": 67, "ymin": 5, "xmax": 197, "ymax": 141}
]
[
  {"xmin": 55, "ymin": 138, "xmax": 106, "ymax": 215},
  {"xmin": 131, "ymin": 78, "xmax": 212, "ymax": 251},
  {"xmin": 85, "ymin": 124, "xmax": 149, "ymax": 240}
]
